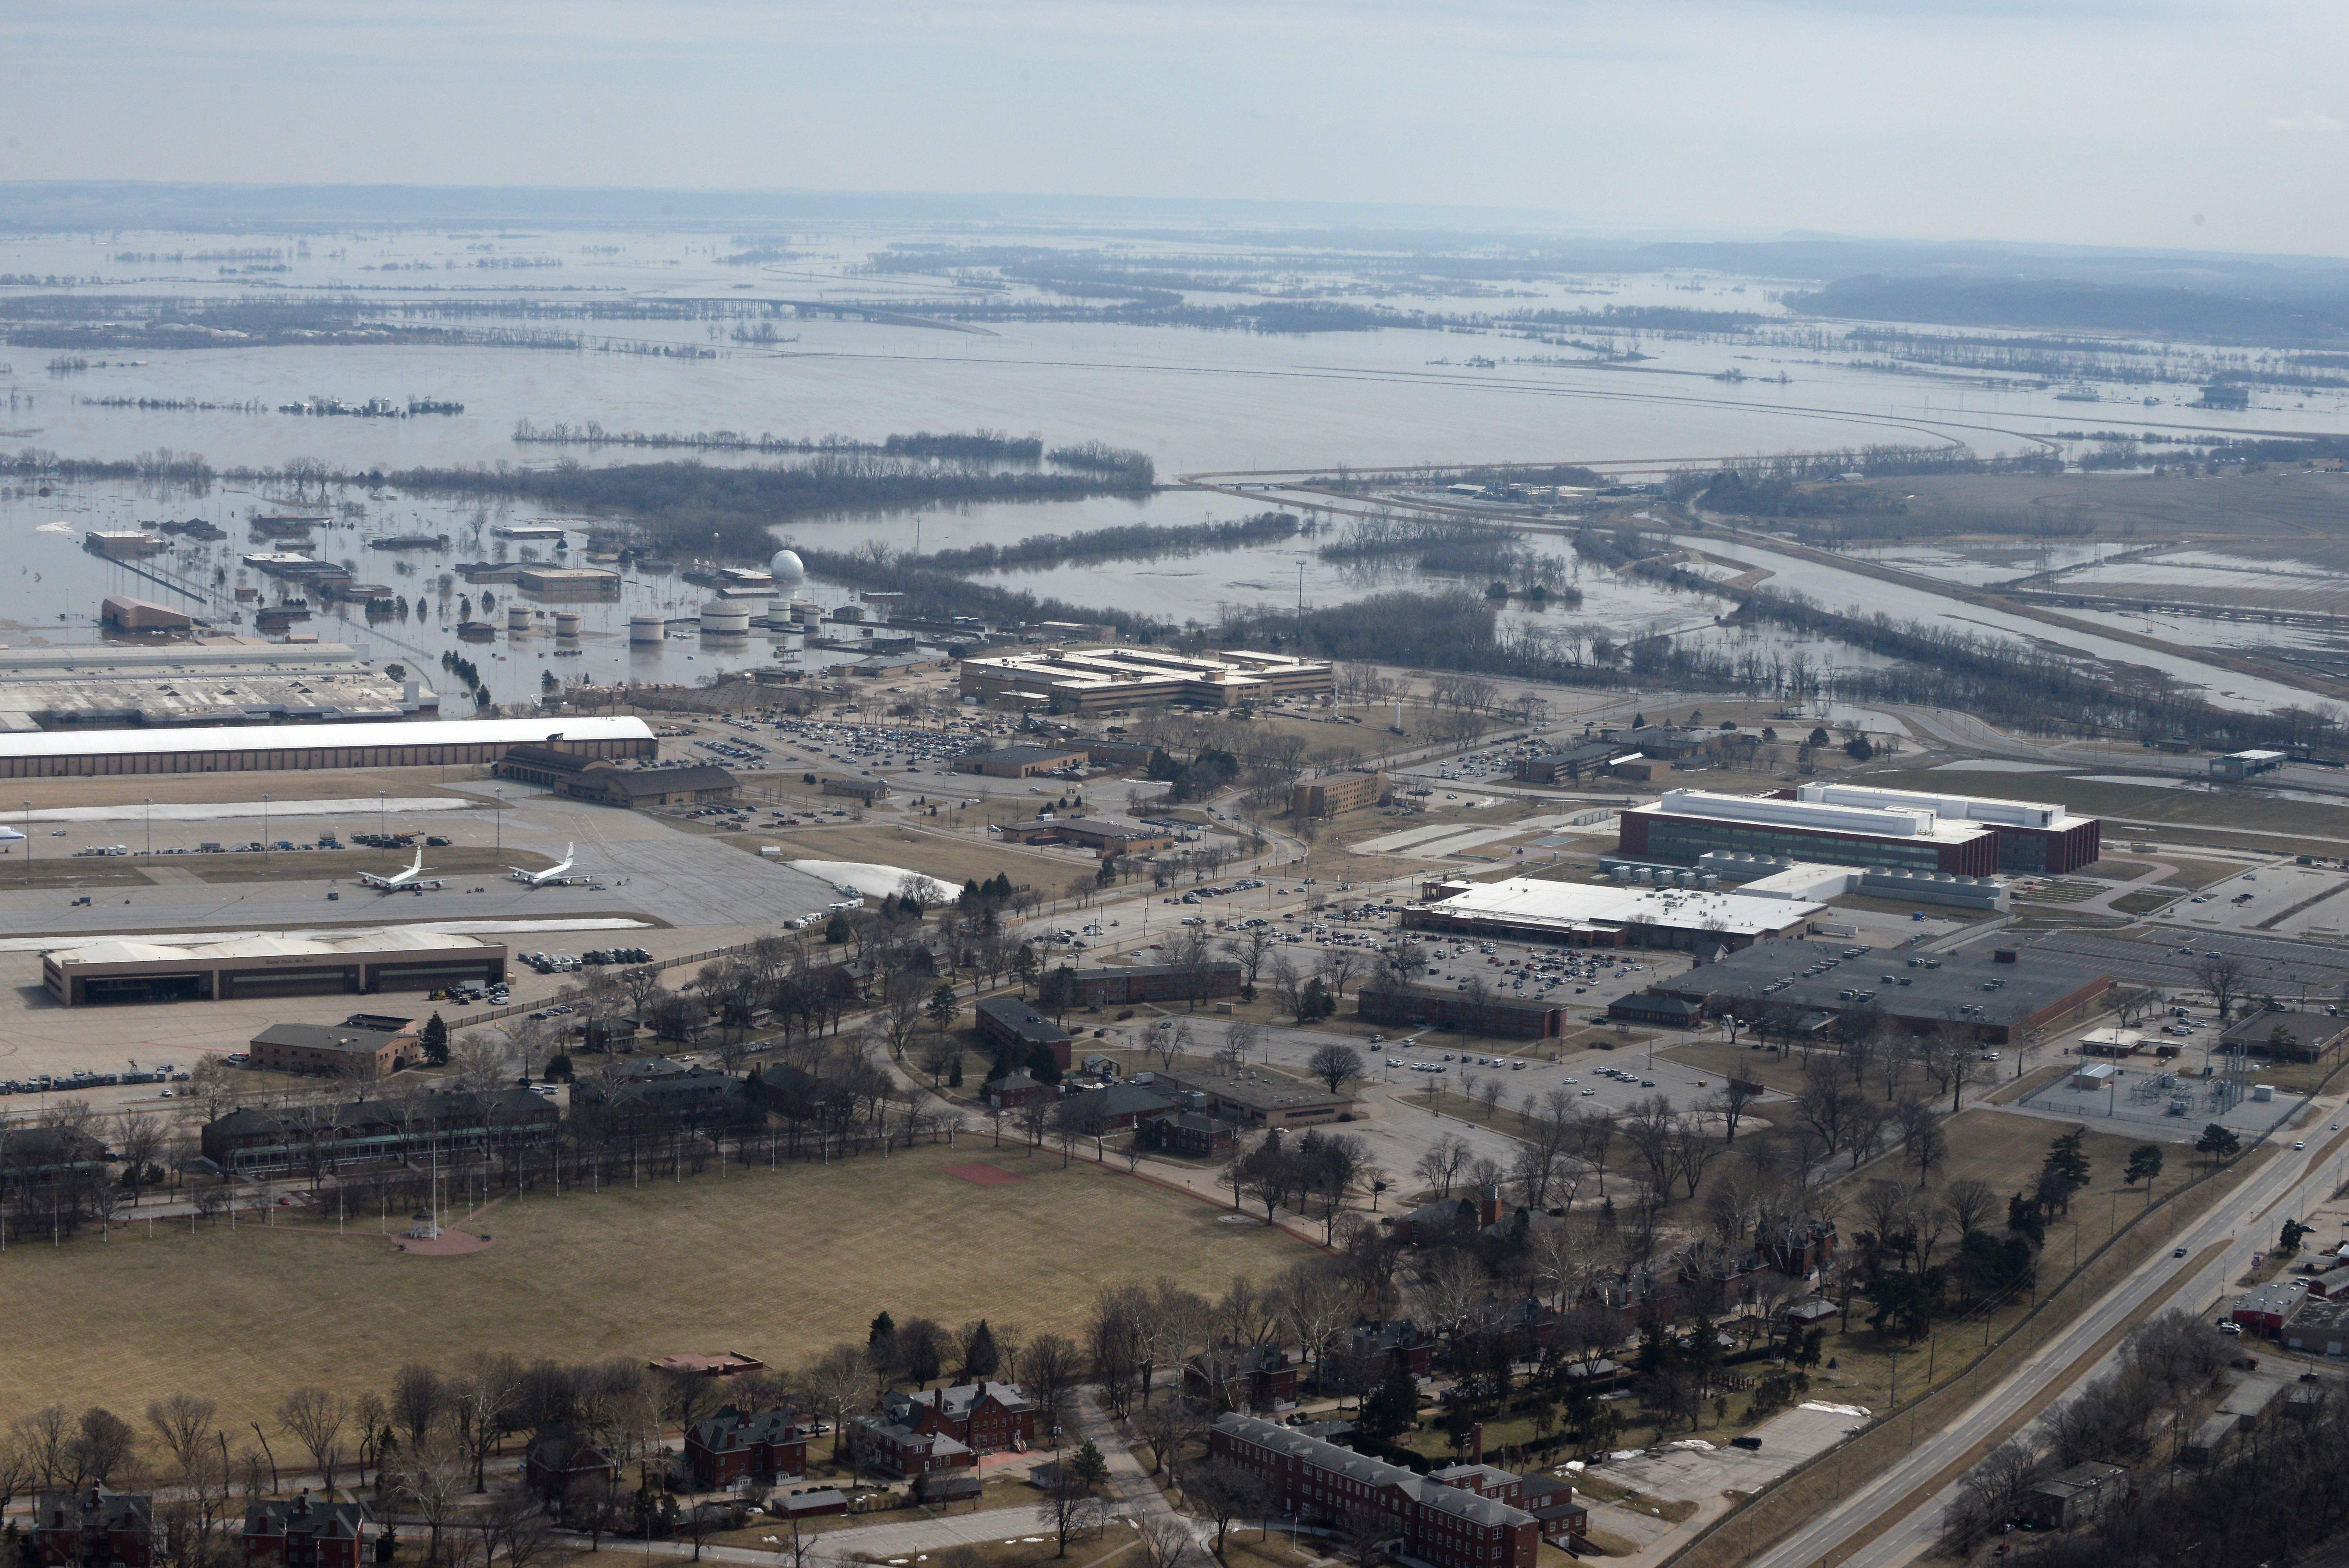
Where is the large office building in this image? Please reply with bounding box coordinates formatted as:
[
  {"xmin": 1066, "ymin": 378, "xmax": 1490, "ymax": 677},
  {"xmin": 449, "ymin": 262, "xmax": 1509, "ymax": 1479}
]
[
  {"xmin": 1647, "ymin": 939, "xmax": 2114, "ymax": 1044},
  {"xmin": 1620, "ymin": 784, "xmax": 2100, "ymax": 876},
  {"xmin": 959, "ymin": 645, "xmax": 1333, "ymax": 712},
  {"xmin": 1619, "ymin": 788, "xmax": 2002, "ymax": 877},
  {"xmin": 1404, "ymin": 875, "xmax": 1822, "ymax": 951},
  {"xmin": 0, "ymin": 715, "xmax": 653, "ymax": 779},
  {"xmin": 43, "ymin": 929, "xmax": 508, "ymax": 1007},
  {"xmin": 1785, "ymin": 784, "xmax": 2101, "ymax": 873}
]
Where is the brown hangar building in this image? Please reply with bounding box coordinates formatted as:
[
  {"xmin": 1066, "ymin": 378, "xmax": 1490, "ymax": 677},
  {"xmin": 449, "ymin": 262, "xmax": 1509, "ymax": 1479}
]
[
  {"xmin": 0, "ymin": 717, "xmax": 654, "ymax": 780},
  {"xmin": 43, "ymin": 930, "xmax": 508, "ymax": 1007}
]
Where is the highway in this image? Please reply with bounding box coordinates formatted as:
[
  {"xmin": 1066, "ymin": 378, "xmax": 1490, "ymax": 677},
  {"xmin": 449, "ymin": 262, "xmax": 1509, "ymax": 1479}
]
[{"xmin": 1745, "ymin": 1103, "xmax": 2349, "ymax": 1568}]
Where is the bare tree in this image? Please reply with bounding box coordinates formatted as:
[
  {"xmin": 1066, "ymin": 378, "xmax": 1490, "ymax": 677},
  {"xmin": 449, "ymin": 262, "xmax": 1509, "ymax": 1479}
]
[
  {"xmin": 1317, "ymin": 947, "xmax": 1363, "ymax": 1001},
  {"xmin": 2195, "ymin": 950, "xmax": 2247, "ymax": 1021},
  {"xmin": 1414, "ymin": 1132, "xmax": 1470, "ymax": 1199},
  {"xmin": 1306, "ymin": 1043, "xmax": 1365, "ymax": 1094},
  {"xmin": 391, "ymin": 1364, "xmax": 445, "ymax": 1450},
  {"xmin": 277, "ymin": 1388, "xmax": 350, "ymax": 1491},
  {"xmin": 1707, "ymin": 1079, "xmax": 1761, "ymax": 1143},
  {"xmin": 1189, "ymin": 1459, "xmax": 1274, "ymax": 1559},
  {"xmin": 799, "ymin": 1343, "xmax": 870, "ymax": 1462}
]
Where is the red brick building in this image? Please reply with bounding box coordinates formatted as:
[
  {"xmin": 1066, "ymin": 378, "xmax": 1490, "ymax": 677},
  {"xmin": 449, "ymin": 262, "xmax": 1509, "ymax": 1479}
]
[
  {"xmin": 35, "ymin": 1490, "xmax": 162, "ymax": 1568},
  {"xmin": 883, "ymin": 1381, "xmax": 1038, "ymax": 1453},
  {"xmin": 1346, "ymin": 1319, "xmax": 1433, "ymax": 1379},
  {"xmin": 1208, "ymin": 1415, "xmax": 1542, "ymax": 1568},
  {"xmin": 241, "ymin": 1495, "xmax": 369, "ymax": 1568},
  {"xmin": 685, "ymin": 1408, "xmax": 812, "ymax": 1488},
  {"xmin": 847, "ymin": 1420, "xmax": 975, "ymax": 1477},
  {"xmin": 1186, "ymin": 1345, "xmax": 1299, "ymax": 1412},
  {"xmin": 524, "ymin": 1429, "xmax": 614, "ymax": 1507}
]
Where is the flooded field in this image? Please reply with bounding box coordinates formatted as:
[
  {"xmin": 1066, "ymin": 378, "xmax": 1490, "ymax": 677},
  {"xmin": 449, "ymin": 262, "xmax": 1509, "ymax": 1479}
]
[{"xmin": 10, "ymin": 226, "xmax": 2348, "ymax": 486}]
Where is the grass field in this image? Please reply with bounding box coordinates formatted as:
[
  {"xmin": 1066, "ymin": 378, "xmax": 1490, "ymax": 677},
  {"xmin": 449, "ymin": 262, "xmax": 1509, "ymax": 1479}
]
[
  {"xmin": 0, "ymin": 1140, "xmax": 1308, "ymax": 1435},
  {"xmin": 718, "ymin": 820, "xmax": 1083, "ymax": 892}
]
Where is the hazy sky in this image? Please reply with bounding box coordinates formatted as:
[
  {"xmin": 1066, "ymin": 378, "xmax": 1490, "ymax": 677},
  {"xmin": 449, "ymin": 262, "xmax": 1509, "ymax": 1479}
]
[{"xmin": 5, "ymin": 0, "xmax": 2345, "ymax": 255}]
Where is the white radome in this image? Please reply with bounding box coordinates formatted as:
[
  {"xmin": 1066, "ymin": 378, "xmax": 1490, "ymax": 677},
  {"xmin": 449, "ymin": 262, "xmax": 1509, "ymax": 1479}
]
[{"xmin": 768, "ymin": 549, "xmax": 806, "ymax": 588}]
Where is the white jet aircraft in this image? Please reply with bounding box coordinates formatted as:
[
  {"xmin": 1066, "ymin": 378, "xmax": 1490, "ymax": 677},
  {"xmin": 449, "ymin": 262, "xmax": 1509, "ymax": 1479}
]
[
  {"xmin": 510, "ymin": 843, "xmax": 578, "ymax": 887},
  {"xmin": 358, "ymin": 846, "xmax": 443, "ymax": 892}
]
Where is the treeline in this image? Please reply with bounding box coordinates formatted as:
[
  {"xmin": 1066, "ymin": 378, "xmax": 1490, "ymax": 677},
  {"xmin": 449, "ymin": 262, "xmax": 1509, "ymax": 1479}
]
[
  {"xmin": 337, "ymin": 459, "xmax": 1153, "ymax": 561},
  {"xmin": 0, "ymin": 295, "xmax": 583, "ymax": 353},
  {"xmin": 1046, "ymin": 440, "xmax": 1155, "ymax": 483},
  {"xmin": 4, "ymin": 446, "xmax": 216, "ymax": 483},
  {"xmin": 1942, "ymin": 1306, "xmax": 2349, "ymax": 1567},
  {"xmin": 1307, "ymin": 460, "xmax": 1609, "ymax": 494},
  {"xmin": 791, "ymin": 546, "xmax": 1168, "ymax": 640},
  {"xmin": 510, "ymin": 420, "xmax": 1045, "ymax": 461},
  {"xmin": 1496, "ymin": 305, "xmax": 1769, "ymax": 335},
  {"xmin": 924, "ymin": 298, "xmax": 1406, "ymax": 334},
  {"xmin": 1318, "ymin": 517, "xmax": 1577, "ymax": 597},
  {"xmin": 1791, "ymin": 275, "xmax": 2349, "ymax": 349},
  {"xmin": 920, "ymin": 512, "xmax": 1299, "ymax": 573}
]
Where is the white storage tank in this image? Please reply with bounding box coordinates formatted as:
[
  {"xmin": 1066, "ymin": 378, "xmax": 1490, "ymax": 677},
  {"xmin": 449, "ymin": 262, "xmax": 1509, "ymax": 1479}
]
[
  {"xmin": 507, "ymin": 606, "xmax": 531, "ymax": 631},
  {"xmin": 701, "ymin": 602, "xmax": 751, "ymax": 635},
  {"xmin": 554, "ymin": 611, "xmax": 582, "ymax": 637},
  {"xmin": 629, "ymin": 615, "xmax": 664, "ymax": 644}
]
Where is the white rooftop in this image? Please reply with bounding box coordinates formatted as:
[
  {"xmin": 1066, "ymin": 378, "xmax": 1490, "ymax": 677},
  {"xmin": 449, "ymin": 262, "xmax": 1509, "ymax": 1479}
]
[
  {"xmin": 0, "ymin": 715, "xmax": 651, "ymax": 762},
  {"xmin": 49, "ymin": 928, "xmax": 491, "ymax": 966},
  {"xmin": 1647, "ymin": 789, "xmax": 1992, "ymax": 844},
  {"xmin": 1795, "ymin": 782, "xmax": 2083, "ymax": 830},
  {"xmin": 1421, "ymin": 875, "xmax": 1822, "ymax": 938}
]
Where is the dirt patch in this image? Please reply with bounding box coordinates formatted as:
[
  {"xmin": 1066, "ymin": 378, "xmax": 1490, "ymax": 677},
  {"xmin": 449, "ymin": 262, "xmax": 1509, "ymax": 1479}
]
[
  {"xmin": 733, "ymin": 821, "xmax": 1090, "ymax": 892},
  {"xmin": 393, "ymin": 1229, "xmax": 495, "ymax": 1257},
  {"xmin": 943, "ymin": 1163, "xmax": 1028, "ymax": 1187}
]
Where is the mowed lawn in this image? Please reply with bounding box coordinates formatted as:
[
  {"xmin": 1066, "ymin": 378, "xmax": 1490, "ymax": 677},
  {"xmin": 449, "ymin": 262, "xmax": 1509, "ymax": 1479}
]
[{"xmin": 0, "ymin": 1141, "xmax": 1308, "ymax": 1432}]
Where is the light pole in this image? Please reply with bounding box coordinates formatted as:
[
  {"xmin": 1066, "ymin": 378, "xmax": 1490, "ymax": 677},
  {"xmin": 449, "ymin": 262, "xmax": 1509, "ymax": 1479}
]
[
  {"xmin": 21, "ymin": 801, "xmax": 28, "ymax": 884},
  {"xmin": 494, "ymin": 789, "xmax": 502, "ymax": 859},
  {"xmin": 144, "ymin": 797, "xmax": 151, "ymax": 859},
  {"xmin": 262, "ymin": 796, "xmax": 270, "ymax": 867}
]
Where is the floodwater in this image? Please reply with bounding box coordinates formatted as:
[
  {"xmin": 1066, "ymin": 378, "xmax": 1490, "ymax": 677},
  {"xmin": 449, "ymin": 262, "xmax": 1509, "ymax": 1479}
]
[
  {"xmin": 10, "ymin": 226, "xmax": 2349, "ymax": 485},
  {"xmin": 1682, "ymin": 534, "xmax": 2331, "ymax": 713},
  {"xmin": 9, "ymin": 223, "xmax": 2349, "ymax": 711}
]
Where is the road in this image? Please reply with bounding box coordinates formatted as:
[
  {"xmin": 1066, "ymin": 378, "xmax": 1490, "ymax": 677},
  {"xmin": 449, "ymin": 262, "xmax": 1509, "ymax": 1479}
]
[{"xmin": 1745, "ymin": 1106, "xmax": 2349, "ymax": 1568}]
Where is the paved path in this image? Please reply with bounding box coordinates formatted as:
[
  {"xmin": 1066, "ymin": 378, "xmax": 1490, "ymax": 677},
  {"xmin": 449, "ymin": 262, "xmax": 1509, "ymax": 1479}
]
[{"xmin": 1066, "ymin": 1387, "xmax": 1198, "ymax": 1542}]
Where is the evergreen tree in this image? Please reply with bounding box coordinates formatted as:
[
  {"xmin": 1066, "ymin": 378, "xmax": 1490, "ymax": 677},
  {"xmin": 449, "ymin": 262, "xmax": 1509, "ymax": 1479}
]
[
  {"xmin": 1359, "ymin": 1357, "xmax": 1421, "ymax": 1441},
  {"xmin": 964, "ymin": 1320, "xmax": 1000, "ymax": 1381},
  {"xmin": 420, "ymin": 1012, "xmax": 450, "ymax": 1066},
  {"xmin": 869, "ymin": 1311, "xmax": 898, "ymax": 1353},
  {"xmin": 925, "ymin": 983, "xmax": 959, "ymax": 1039}
]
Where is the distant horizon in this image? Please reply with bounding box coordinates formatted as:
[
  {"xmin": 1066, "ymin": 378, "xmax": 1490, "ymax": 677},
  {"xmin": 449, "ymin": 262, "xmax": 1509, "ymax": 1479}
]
[{"xmin": 3, "ymin": 179, "xmax": 2347, "ymax": 274}]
